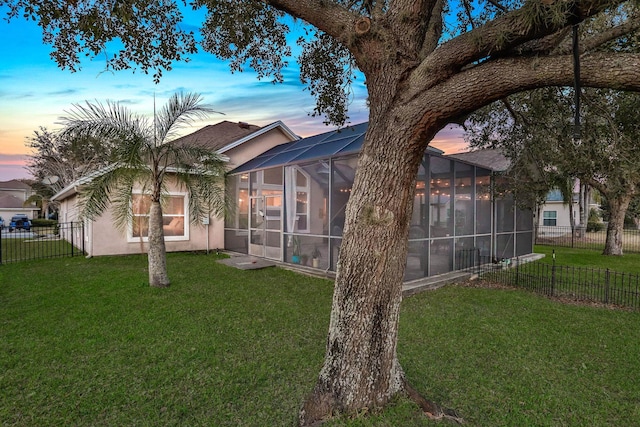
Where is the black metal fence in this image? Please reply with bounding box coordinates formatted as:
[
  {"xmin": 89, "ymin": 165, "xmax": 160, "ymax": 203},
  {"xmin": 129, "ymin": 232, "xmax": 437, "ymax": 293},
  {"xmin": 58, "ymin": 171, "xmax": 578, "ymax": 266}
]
[
  {"xmin": 0, "ymin": 222, "xmax": 85, "ymax": 264},
  {"xmin": 535, "ymin": 225, "xmax": 640, "ymax": 253},
  {"xmin": 464, "ymin": 249, "xmax": 640, "ymax": 311}
]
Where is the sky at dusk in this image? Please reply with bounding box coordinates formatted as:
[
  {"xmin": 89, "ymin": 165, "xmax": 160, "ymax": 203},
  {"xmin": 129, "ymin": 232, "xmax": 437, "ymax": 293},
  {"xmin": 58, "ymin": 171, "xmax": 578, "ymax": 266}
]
[{"xmin": 0, "ymin": 6, "xmax": 467, "ymax": 182}]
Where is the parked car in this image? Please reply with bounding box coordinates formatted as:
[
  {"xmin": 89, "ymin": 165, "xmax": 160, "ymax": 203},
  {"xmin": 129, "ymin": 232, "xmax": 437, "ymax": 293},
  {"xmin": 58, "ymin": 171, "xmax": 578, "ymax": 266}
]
[
  {"xmin": 9, "ymin": 214, "xmax": 31, "ymax": 232},
  {"xmin": 0, "ymin": 216, "xmax": 4, "ymax": 229}
]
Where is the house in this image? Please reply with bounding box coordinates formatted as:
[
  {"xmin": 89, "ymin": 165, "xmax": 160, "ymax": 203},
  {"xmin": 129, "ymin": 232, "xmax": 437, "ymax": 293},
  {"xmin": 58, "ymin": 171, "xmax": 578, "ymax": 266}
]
[
  {"xmin": 52, "ymin": 120, "xmax": 535, "ymax": 280},
  {"xmin": 537, "ymin": 188, "xmax": 579, "ymax": 227},
  {"xmin": 0, "ymin": 180, "xmax": 39, "ymax": 220},
  {"xmin": 225, "ymin": 127, "xmax": 535, "ymax": 281},
  {"xmin": 51, "ymin": 121, "xmax": 298, "ymax": 257}
]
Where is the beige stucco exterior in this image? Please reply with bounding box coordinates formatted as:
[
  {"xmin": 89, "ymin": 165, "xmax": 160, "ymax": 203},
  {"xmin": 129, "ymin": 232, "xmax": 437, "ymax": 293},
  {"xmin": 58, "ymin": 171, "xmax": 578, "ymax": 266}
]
[
  {"xmin": 220, "ymin": 125, "xmax": 297, "ymax": 169},
  {"xmin": 52, "ymin": 121, "xmax": 297, "ymax": 257},
  {"xmin": 57, "ymin": 183, "xmax": 226, "ymax": 257}
]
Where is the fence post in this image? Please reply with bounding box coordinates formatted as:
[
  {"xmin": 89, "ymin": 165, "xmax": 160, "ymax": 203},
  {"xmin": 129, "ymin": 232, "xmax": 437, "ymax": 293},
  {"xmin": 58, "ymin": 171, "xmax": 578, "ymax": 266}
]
[
  {"xmin": 81, "ymin": 222, "xmax": 85, "ymax": 256},
  {"xmin": 515, "ymin": 256, "xmax": 520, "ymax": 287},
  {"xmin": 604, "ymin": 268, "xmax": 610, "ymax": 304},
  {"xmin": 476, "ymin": 247, "xmax": 481, "ymax": 274},
  {"xmin": 0, "ymin": 226, "xmax": 2, "ymax": 265},
  {"xmin": 571, "ymin": 226, "xmax": 575, "ymax": 248},
  {"xmin": 551, "ymin": 249, "xmax": 556, "ymax": 296},
  {"xmin": 71, "ymin": 222, "xmax": 75, "ymax": 257}
]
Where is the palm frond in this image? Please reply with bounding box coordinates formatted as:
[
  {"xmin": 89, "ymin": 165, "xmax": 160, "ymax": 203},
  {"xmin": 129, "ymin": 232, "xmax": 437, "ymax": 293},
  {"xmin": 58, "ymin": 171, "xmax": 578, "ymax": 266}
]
[
  {"xmin": 109, "ymin": 168, "xmax": 149, "ymax": 233},
  {"xmin": 163, "ymin": 144, "xmax": 229, "ymax": 222},
  {"xmin": 59, "ymin": 100, "xmax": 148, "ymax": 141},
  {"xmin": 155, "ymin": 92, "xmax": 223, "ymax": 144},
  {"xmin": 62, "ymin": 91, "xmax": 229, "ymax": 236},
  {"xmin": 77, "ymin": 165, "xmax": 130, "ymax": 223},
  {"xmin": 59, "ymin": 100, "xmax": 152, "ymax": 171}
]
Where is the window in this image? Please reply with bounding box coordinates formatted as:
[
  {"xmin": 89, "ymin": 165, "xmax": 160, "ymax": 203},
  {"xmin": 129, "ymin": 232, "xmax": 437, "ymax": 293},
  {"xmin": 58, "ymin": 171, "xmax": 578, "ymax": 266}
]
[
  {"xmin": 543, "ymin": 211, "xmax": 557, "ymax": 226},
  {"xmin": 129, "ymin": 193, "xmax": 189, "ymax": 241}
]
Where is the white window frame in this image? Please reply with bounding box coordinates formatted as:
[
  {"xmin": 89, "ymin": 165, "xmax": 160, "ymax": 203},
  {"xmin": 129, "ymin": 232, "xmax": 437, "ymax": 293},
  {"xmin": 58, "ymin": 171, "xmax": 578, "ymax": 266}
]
[
  {"xmin": 127, "ymin": 192, "xmax": 190, "ymax": 242},
  {"xmin": 543, "ymin": 210, "xmax": 557, "ymax": 227}
]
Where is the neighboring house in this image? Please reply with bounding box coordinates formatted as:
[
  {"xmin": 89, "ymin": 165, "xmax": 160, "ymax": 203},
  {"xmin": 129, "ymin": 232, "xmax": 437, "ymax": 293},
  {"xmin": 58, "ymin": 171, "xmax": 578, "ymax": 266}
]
[
  {"xmin": 51, "ymin": 120, "xmax": 298, "ymax": 257},
  {"xmin": 537, "ymin": 188, "xmax": 579, "ymax": 227},
  {"xmin": 537, "ymin": 183, "xmax": 600, "ymax": 228},
  {"xmin": 0, "ymin": 180, "xmax": 39, "ymax": 219},
  {"xmin": 225, "ymin": 127, "xmax": 535, "ymax": 281}
]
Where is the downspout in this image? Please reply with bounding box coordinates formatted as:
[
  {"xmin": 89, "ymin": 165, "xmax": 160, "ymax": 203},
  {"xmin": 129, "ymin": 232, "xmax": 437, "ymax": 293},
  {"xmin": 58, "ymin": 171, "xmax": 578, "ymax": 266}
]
[{"xmin": 85, "ymin": 219, "xmax": 93, "ymax": 258}]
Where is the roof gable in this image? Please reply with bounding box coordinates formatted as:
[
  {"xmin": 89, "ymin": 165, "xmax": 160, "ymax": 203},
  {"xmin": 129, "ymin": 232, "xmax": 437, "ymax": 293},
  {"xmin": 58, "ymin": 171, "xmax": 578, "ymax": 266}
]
[
  {"xmin": 447, "ymin": 149, "xmax": 512, "ymax": 172},
  {"xmin": 171, "ymin": 120, "xmax": 263, "ymax": 151}
]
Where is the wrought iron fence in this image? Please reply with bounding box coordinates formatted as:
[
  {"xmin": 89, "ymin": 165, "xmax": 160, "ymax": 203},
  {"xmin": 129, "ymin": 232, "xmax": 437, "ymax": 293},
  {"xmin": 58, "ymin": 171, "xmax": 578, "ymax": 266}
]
[
  {"xmin": 0, "ymin": 222, "xmax": 85, "ymax": 264},
  {"xmin": 474, "ymin": 253, "xmax": 640, "ymax": 311},
  {"xmin": 535, "ymin": 225, "xmax": 640, "ymax": 253}
]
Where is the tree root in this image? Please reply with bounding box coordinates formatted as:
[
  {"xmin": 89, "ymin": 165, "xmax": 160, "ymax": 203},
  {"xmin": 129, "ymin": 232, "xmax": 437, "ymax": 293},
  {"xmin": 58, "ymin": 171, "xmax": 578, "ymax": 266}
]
[{"xmin": 404, "ymin": 381, "xmax": 465, "ymax": 424}]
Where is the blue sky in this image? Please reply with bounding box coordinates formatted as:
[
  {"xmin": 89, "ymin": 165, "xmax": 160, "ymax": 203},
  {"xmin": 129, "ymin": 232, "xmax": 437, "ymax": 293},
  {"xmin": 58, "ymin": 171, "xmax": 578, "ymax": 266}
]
[{"xmin": 0, "ymin": 7, "xmax": 466, "ymax": 182}]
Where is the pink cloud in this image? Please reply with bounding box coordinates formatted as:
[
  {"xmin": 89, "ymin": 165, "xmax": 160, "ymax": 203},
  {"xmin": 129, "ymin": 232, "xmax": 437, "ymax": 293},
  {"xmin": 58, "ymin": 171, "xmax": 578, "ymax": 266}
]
[{"xmin": 0, "ymin": 154, "xmax": 31, "ymax": 181}]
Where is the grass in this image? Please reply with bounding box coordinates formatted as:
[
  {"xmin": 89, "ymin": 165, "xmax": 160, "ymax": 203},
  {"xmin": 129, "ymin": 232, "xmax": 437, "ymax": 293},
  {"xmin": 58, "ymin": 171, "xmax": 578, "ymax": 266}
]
[
  {"xmin": 2, "ymin": 252, "xmax": 640, "ymax": 426},
  {"xmin": 535, "ymin": 228, "xmax": 640, "ymax": 253},
  {"xmin": 534, "ymin": 245, "xmax": 640, "ymax": 275}
]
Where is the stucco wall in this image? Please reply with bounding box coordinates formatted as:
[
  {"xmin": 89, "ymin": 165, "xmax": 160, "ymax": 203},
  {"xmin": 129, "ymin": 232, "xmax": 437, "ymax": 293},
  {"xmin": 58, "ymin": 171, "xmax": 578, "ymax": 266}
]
[
  {"xmin": 223, "ymin": 127, "xmax": 295, "ymax": 170},
  {"xmin": 90, "ymin": 178, "xmax": 225, "ymax": 257},
  {"xmin": 539, "ymin": 201, "xmax": 579, "ymax": 227}
]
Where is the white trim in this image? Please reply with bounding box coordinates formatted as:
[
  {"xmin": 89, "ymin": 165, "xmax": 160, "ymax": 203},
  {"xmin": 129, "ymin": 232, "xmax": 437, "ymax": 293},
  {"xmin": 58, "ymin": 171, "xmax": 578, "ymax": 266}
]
[
  {"xmin": 50, "ymin": 163, "xmax": 229, "ymax": 202},
  {"xmin": 50, "ymin": 165, "xmax": 116, "ymax": 201},
  {"xmin": 127, "ymin": 191, "xmax": 190, "ymax": 243},
  {"xmin": 217, "ymin": 121, "xmax": 300, "ymax": 154}
]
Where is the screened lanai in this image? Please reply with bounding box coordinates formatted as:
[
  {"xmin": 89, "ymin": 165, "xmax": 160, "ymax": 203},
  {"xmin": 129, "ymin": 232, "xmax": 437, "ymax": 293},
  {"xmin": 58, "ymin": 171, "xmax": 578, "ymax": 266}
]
[{"xmin": 224, "ymin": 123, "xmax": 534, "ymax": 281}]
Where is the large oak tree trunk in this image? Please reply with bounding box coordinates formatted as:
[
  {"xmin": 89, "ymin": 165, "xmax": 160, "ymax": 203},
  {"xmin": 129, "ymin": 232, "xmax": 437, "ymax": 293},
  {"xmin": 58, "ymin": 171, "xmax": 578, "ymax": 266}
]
[
  {"xmin": 602, "ymin": 193, "xmax": 631, "ymax": 256},
  {"xmin": 147, "ymin": 201, "xmax": 170, "ymax": 287},
  {"xmin": 300, "ymin": 109, "xmax": 439, "ymax": 424}
]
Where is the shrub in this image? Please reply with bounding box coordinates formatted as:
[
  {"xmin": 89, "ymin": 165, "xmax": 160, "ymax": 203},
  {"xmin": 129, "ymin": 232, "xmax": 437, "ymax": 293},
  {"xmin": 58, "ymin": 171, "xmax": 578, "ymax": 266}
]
[
  {"xmin": 30, "ymin": 219, "xmax": 58, "ymax": 227},
  {"xmin": 587, "ymin": 221, "xmax": 604, "ymax": 232}
]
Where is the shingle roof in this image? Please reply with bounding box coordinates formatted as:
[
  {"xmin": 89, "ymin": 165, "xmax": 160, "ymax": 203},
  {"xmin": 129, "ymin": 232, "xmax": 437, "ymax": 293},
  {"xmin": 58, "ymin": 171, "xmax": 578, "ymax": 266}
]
[
  {"xmin": 0, "ymin": 194, "xmax": 25, "ymax": 208},
  {"xmin": 0, "ymin": 179, "xmax": 31, "ymax": 190},
  {"xmin": 171, "ymin": 120, "xmax": 262, "ymax": 151},
  {"xmin": 447, "ymin": 149, "xmax": 512, "ymax": 172}
]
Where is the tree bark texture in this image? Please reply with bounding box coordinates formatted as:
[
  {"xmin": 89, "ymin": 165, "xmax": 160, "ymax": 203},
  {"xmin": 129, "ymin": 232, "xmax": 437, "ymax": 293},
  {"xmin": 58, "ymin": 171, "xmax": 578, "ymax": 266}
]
[
  {"xmin": 300, "ymin": 90, "xmax": 441, "ymax": 424},
  {"xmin": 147, "ymin": 201, "xmax": 170, "ymax": 287},
  {"xmin": 292, "ymin": 1, "xmax": 640, "ymax": 424},
  {"xmin": 603, "ymin": 193, "xmax": 631, "ymax": 256}
]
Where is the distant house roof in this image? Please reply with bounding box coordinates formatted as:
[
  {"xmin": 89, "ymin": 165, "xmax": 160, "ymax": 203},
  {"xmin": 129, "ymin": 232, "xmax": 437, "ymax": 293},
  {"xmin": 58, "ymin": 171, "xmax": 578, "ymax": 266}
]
[
  {"xmin": 545, "ymin": 188, "xmax": 579, "ymax": 202},
  {"xmin": 0, "ymin": 194, "xmax": 25, "ymax": 208},
  {"xmin": 231, "ymin": 122, "xmax": 445, "ymax": 174},
  {"xmin": 0, "ymin": 180, "xmax": 31, "ymax": 191},
  {"xmin": 171, "ymin": 120, "xmax": 298, "ymax": 153},
  {"xmin": 447, "ymin": 149, "xmax": 512, "ymax": 172}
]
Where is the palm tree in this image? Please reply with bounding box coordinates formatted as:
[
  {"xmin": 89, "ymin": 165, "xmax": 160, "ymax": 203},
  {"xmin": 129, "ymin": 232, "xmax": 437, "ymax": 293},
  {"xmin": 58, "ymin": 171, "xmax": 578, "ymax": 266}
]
[{"xmin": 59, "ymin": 92, "xmax": 227, "ymax": 287}]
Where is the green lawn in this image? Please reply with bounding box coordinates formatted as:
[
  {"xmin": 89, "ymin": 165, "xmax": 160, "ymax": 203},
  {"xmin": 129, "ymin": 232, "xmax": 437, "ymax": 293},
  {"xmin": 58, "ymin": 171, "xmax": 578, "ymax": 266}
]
[
  {"xmin": 534, "ymin": 245, "xmax": 640, "ymax": 275},
  {"xmin": 2, "ymin": 253, "xmax": 639, "ymax": 426}
]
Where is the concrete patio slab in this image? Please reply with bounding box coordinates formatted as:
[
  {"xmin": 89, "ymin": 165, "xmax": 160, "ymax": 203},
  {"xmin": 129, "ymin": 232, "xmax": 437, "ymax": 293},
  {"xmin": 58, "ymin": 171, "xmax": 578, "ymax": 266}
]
[{"xmin": 218, "ymin": 256, "xmax": 276, "ymax": 270}]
